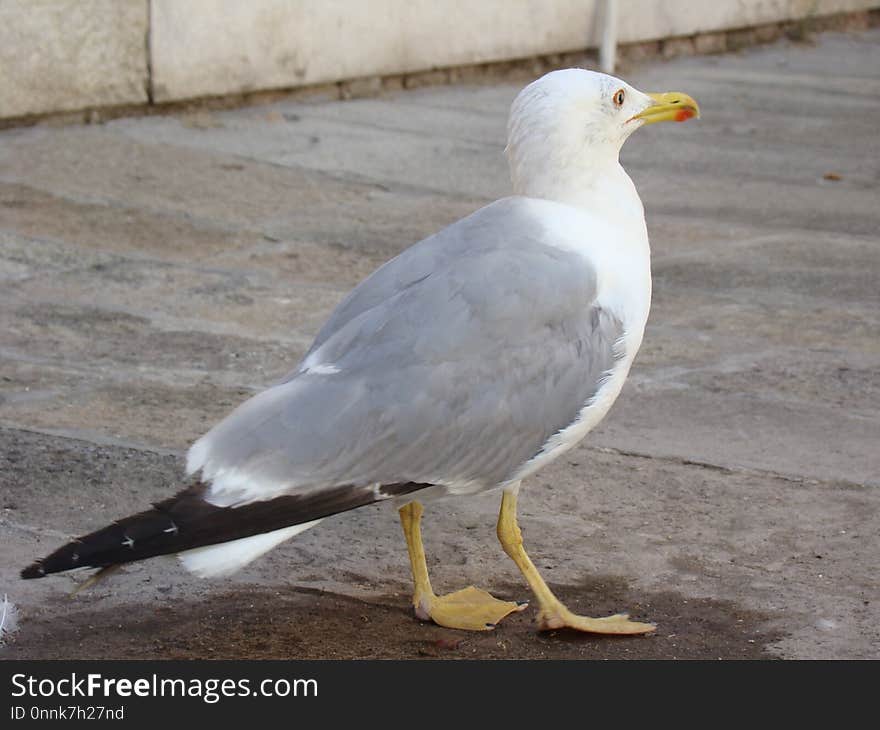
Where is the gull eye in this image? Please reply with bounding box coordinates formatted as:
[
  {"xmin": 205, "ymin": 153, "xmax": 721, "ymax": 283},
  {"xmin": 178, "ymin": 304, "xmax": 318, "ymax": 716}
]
[{"xmin": 613, "ymin": 89, "xmax": 625, "ymax": 108}]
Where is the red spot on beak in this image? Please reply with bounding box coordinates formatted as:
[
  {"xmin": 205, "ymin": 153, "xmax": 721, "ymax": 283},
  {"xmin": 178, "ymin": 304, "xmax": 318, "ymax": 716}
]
[{"xmin": 675, "ymin": 108, "xmax": 695, "ymax": 122}]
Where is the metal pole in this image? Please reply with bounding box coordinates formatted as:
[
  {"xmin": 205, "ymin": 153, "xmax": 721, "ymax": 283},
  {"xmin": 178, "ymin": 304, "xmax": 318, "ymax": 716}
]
[{"xmin": 599, "ymin": 0, "xmax": 619, "ymax": 74}]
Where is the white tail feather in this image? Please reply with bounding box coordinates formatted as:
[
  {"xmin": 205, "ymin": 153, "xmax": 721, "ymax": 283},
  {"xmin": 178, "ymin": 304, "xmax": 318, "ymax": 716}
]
[{"xmin": 177, "ymin": 520, "xmax": 322, "ymax": 578}]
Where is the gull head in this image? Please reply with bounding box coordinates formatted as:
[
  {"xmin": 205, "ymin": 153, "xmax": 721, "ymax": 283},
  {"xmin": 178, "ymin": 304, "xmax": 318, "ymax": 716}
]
[{"xmin": 506, "ymin": 69, "xmax": 699, "ymax": 197}]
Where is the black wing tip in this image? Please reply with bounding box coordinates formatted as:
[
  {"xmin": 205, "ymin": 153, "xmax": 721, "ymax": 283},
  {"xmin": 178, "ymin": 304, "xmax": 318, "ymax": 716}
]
[
  {"xmin": 21, "ymin": 561, "xmax": 46, "ymax": 579},
  {"xmin": 19, "ymin": 480, "xmax": 433, "ymax": 581}
]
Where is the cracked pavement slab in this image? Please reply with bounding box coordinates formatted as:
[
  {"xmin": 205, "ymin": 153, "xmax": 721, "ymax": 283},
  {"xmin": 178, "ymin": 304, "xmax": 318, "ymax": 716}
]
[{"xmin": 1, "ymin": 29, "xmax": 879, "ymax": 659}]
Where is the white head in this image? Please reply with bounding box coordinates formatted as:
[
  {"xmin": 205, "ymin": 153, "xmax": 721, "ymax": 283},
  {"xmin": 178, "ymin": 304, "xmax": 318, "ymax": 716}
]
[{"xmin": 506, "ymin": 69, "xmax": 698, "ymax": 201}]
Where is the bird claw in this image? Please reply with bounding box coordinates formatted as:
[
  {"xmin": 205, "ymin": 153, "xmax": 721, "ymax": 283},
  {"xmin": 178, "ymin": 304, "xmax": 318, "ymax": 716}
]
[{"xmin": 538, "ymin": 606, "xmax": 655, "ymax": 635}]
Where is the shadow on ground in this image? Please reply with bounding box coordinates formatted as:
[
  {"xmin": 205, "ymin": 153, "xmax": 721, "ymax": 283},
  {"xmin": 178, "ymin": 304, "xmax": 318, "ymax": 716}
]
[{"xmin": 4, "ymin": 574, "xmax": 781, "ymax": 660}]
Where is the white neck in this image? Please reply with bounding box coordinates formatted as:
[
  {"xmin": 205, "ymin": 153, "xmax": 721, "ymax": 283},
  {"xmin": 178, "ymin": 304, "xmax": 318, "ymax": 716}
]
[
  {"xmin": 509, "ymin": 147, "xmax": 652, "ymax": 336},
  {"xmin": 509, "ymin": 146, "xmax": 645, "ymax": 227}
]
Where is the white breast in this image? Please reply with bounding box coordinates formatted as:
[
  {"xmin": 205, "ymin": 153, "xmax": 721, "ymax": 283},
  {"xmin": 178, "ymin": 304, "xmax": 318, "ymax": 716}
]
[{"xmin": 507, "ymin": 195, "xmax": 652, "ymax": 485}]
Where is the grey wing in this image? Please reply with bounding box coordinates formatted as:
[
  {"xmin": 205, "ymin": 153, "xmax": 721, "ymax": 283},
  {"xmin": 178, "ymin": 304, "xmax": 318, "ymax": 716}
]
[
  {"xmin": 188, "ymin": 199, "xmax": 624, "ymax": 506},
  {"xmin": 301, "ymin": 197, "xmax": 527, "ymax": 361}
]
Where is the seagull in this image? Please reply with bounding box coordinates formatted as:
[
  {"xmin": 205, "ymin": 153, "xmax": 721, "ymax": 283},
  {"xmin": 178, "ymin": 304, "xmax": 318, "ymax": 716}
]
[{"xmin": 22, "ymin": 70, "xmax": 698, "ymax": 635}]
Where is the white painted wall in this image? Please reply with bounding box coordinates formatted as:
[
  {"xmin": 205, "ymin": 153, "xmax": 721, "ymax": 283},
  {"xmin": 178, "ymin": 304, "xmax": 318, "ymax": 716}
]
[
  {"xmin": 149, "ymin": 0, "xmax": 606, "ymax": 101},
  {"xmin": 0, "ymin": 0, "xmax": 876, "ymax": 117},
  {"xmin": 616, "ymin": 0, "xmax": 863, "ymax": 41},
  {"xmin": 0, "ymin": 0, "xmax": 148, "ymax": 118},
  {"xmin": 149, "ymin": 0, "xmax": 878, "ymax": 102}
]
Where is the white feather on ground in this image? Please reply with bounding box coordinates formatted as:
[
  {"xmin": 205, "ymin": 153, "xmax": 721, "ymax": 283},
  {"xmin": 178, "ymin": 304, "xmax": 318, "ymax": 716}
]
[{"xmin": 0, "ymin": 594, "xmax": 19, "ymax": 645}]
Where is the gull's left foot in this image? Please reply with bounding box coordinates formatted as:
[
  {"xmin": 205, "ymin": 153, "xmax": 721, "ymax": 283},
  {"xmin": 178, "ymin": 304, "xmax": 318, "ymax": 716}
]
[{"xmin": 538, "ymin": 605, "xmax": 655, "ymax": 635}]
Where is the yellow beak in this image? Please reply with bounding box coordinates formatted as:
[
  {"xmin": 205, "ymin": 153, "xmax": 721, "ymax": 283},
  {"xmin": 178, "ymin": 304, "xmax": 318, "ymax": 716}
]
[{"xmin": 633, "ymin": 92, "xmax": 700, "ymax": 124}]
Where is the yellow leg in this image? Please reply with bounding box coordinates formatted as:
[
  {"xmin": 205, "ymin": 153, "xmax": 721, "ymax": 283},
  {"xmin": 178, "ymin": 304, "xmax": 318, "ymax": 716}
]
[
  {"xmin": 398, "ymin": 501, "xmax": 527, "ymax": 631},
  {"xmin": 69, "ymin": 564, "xmax": 121, "ymax": 597},
  {"xmin": 496, "ymin": 489, "xmax": 655, "ymax": 635}
]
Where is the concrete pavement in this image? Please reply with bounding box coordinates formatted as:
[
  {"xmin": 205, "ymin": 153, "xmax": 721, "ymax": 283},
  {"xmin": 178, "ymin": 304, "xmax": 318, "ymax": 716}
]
[{"xmin": 1, "ymin": 29, "xmax": 878, "ymax": 659}]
